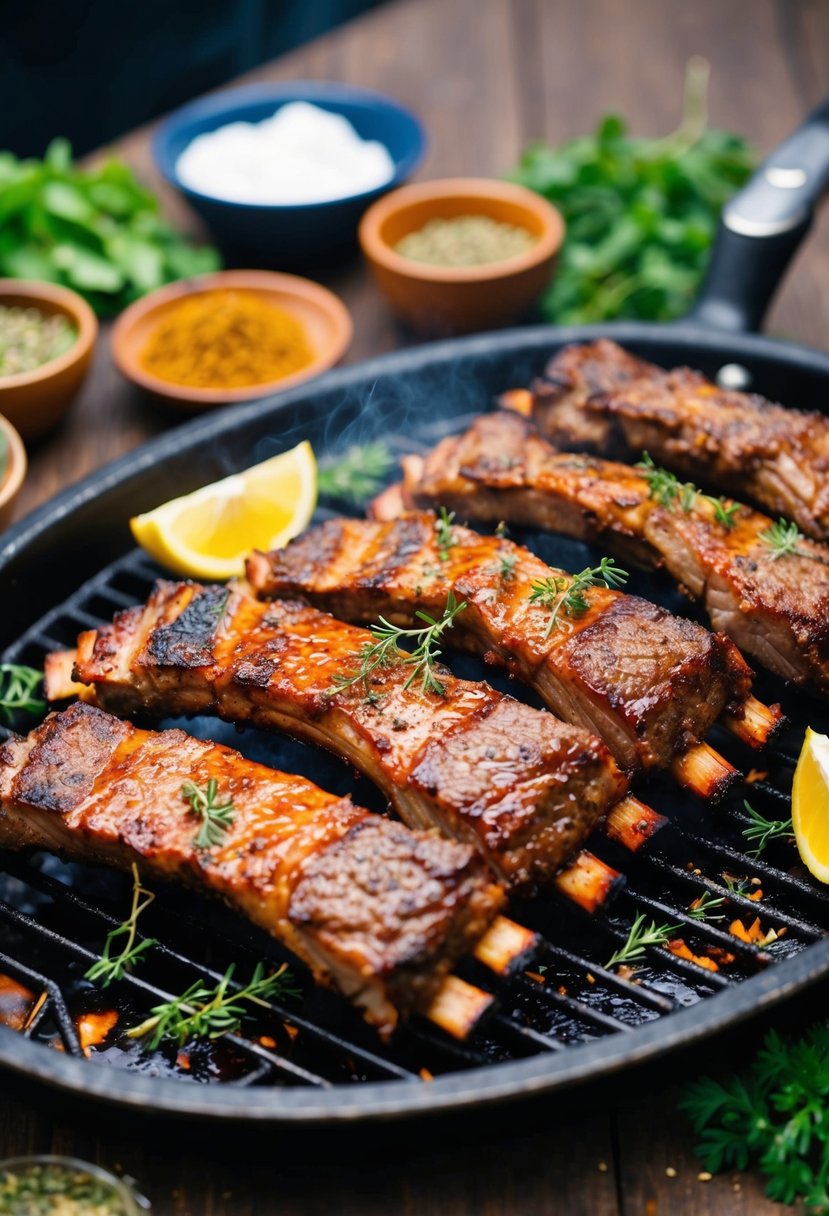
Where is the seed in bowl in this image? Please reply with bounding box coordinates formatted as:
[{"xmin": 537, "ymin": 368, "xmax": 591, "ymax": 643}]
[
  {"xmin": 394, "ymin": 215, "xmax": 538, "ymax": 267},
  {"xmin": 140, "ymin": 289, "xmax": 313, "ymax": 389},
  {"xmin": 0, "ymin": 1159, "xmax": 132, "ymax": 1214},
  {"xmin": 0, "ymin": 305, "xmax": 77, "ymax": 377}
]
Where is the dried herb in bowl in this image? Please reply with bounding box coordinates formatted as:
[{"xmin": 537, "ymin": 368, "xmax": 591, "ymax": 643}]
[
  {"xmin": 0, "ymin": 1156, "xmax": 142, "ymax": 1214},
  {"xmin": 0, "ymin": 305, "xmax": 76, "ymax": 377}
]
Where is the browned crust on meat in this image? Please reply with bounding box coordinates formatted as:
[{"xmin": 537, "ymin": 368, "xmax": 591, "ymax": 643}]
[
  {"xmin": 67, "ymin": 585, "xmax": 625, "ymax": 890},
  {"xmin": 0, "ymin": 702, "xmax": 503, "ymax": 1032}
]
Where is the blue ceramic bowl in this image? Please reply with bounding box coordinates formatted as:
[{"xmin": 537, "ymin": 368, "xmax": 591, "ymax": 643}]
[{"xmin": 153, "ymin": 81, "xmax": 426, "ymax": 268}]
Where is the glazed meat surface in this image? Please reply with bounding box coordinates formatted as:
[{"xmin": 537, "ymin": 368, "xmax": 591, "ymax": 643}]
[
  {"xmin": 388, "ymin": 410, "xmax": 829, "ymax": 695},
  {"xmin": 531, "ymin": 338, "xmax": 829, "ymax": 541},
  {"xmin": 51, "ymin": 584, "xmax": 626, "ymax": 891},
  {"xmin": 0, "ymin": 703, "xmax": 503, "ymax": 1034},
  {"xmin": 249, "ymin": 512, "xmax": 751, "ymax": 771}
]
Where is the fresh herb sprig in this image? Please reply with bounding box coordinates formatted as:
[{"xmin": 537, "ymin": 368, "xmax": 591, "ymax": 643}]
[
  {"xmin": 636, "ymin": 453, "xmax": 738, "ymax": 529},
  {"xmin": 85, "ymin": 864, "xmax": 156, "ymax": 987},
  {"xmin": 435, "ymin": 507, "xmax": 456, "ymax": 561},
  {"xmin": 496, "ymin": 552, "xmax": 517, "ymax": 580},
  {"xmin": 0, "ymin": 664, "xmax": 46, "ymax": 722},
  {"xmin": 509, "ymin": 58, "xmax": 755, "ymax": 325},
  {"xmin": 681, "ymin": 1022, "xmax": 829, "ymax": 1209},
  {"xmin": 317, "ymin": 441, "xmax": 394, "ymax": 506},
  {"xmin": 758, "ymin": 518, "xmax": 807, "ymax": 560},
  {"xmin": 181, "ymin": 778, "xmax": 236, "ymax": 850},
  {"xmin": 687, "ymin": 889, "xmax": 726, "ymax": 921},
  {"xmin": 742, "ymin": 799, "xmax": 794, "ymax": 857},
  {"xmin": 529, "ymin": 558, "xmax": 628, "ymax": 639},
  {"xmin": 606, "ymin": 912, "xmax": 681, "ymax": 969},
  {"xmin": 125, "ymin": 961, "xmax": 296, "ymax": 1051},
  {"xmin": 331, "ymin": 593, "xmax": 467, "ymax": 698}
]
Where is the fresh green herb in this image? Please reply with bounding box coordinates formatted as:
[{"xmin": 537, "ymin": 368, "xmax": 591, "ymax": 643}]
[
  {"xmin": 125, "ymin": 961, "xmax": 296, "ymax": 1051},
  {"xmin": 758, "ymin": 518, "xmax": 806, "ymax": 560},
  {"xmin": 330, "ymin": 592, "xmax": 467, "ymax": 698},
  {"xmin": 742, "ymin": 799, "xmax": 794, "ymax": 857},
  {"xmin": 85, "ymin": 864, "xmax": 156, "ymax": 987},
  {"xmin": 606, "ymin": 912, "xmax": 681, "ymax": 969},
  {"xmin": 495, "ymin": 521, "xmax": 510, "ymax": 538},
  {"xmin": 687, "ymin": 889, "xmax": 726, "ymax": 921},
  {"xmin": 0, "ymin": 138, "xmax": 219, "ymax": 315},
  {"xmin": 435, "ymin": 507, "xmax": 456, "ymax": 561},
  {"xmin": 496, "ymin": 551, "xmax": 518, "ymax": 580},
  {"xmin": 316, "ymin": 440, "xmax": 394, "ymax": 506},
  {"xmin": 636, "ymin": 453, "xmax": 737, "ymax": 527},
  {"xmin": 723, "ymin": 873, "xmax": 752, "ymax": 897},
  {"xmin": 0, "ymin": 664, "xmax": 46, "ymax": 722},
  {"xmin": 0, "ymin": 1161, "xmax": 125, "ymax": 1212},
  {"xmin": 529, "ymin": 558, "xmax": 628, "ymax": 639},
  {"xmin": 181, "ymin": 778, "xmax": 236, "ymax": 850},
  {"xmin": 509, "ymin": 58, "xmax": 755, "ymax": 324},
  {"xmin": 681, "ymin": 1022, "xmax": 829, "ymax": 1209}
]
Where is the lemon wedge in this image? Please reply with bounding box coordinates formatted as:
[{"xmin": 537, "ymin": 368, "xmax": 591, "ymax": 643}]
[
  {"xmin": 792, "ymin": 726, "xmax": 829, "ymax": 884},
  {"xmin": 130, "ymin": 440, "xmax": 317, "ymax": 580}
]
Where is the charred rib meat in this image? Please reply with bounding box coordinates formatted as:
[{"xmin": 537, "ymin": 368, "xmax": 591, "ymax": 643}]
[
  {"xmin": 0, "ymin": 702, "xmax": 503, "ymax": 1034},
  {"xmin": 47, "ymin": 583, "xmax": 626, "ymax": 891},
  {"xmin": 529, "ymin": 338, "xmax": 829, "ymax": 541}
]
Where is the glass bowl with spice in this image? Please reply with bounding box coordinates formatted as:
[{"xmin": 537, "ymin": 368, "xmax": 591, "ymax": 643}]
[
  {"xmin": 112, "ymin": 270, "xmax": 352, "ymax": 408},
  {"xmin": 0, "ymin": 1155, "xmax": 150, "ymax": 1214},
  {"xmin": 0, "ymin": 280, "xmax": 98, "ymax": 440},
  {"xmin": 358, "ymin": 178, "xmax": 564, "ymax": 336}
]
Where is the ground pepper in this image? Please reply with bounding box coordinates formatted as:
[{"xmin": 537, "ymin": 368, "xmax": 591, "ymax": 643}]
[{"xmin": 140, "ymin": 289, "xmax": 314, "ymax": 389}]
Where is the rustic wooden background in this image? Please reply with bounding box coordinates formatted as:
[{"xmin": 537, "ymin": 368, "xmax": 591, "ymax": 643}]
[{"xmin": 3, "ymin": 0, "xmax": 829, "ymax": 1211}]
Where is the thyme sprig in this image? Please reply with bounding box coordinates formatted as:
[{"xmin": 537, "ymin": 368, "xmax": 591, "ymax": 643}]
[
  {"xmin": 85, "ymin": 864, "xmax": 156, "ymax": 987},
  {"xmin": 529, "ymin": 558, "xmax": 628, "ymax": 639},
  {"xmin": 330, "ymin": 593, "xmax": 468, "ymax": 698},
  {"xmin": 742, "ymin": 799, "xmax": 794, "ymax": 857},
  {"xmin": 125, "ymin": 961, "xmax": 296, "ymax": 1051},
  {"xmin": 758, "ymin": 518, "xmax": 807, "ymax": 560},
  {"xmin": 636, "ymin": 453, "xmax": 739, "ymax": 530},
  {"xmin": 606, "ymin": 912, "xmax": 681, "ymax": 969},
  {"xmin": 181, "ymin": 778, "xmax": 236, "ymax": 850},
  {"xmin": 316, "ymin": 440, "xmax": 393, "ymax": 506},
  {"xmin": 687, "ymin": 889, "xmax": 726, "ymax": 921},
  {"xmin": 435, "ymin": 507, "xmax": 456, "ymax": 561},
  {"xmin": 681, "ymin": 1022, "xmax": 829, "ymax": 1209},
  {"xmin": 0, "ymin": 663, "xmax": 46, "ymax": 722}
]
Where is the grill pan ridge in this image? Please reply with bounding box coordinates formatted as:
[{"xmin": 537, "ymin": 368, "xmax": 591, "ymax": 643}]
[{"xmin": 2, "ymin": 326, "xmax": 829, "ymax": 1124}]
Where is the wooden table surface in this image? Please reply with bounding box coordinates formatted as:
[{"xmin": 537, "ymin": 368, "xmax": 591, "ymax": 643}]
[{"xmin": 3, "ymin": 0, "xmax": 829, "ymax": 1211}]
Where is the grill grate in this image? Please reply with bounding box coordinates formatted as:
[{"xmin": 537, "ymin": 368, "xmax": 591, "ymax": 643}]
[{"xmin": 1, "ymin": 543, "xmax": 827, "ymax": 1098}]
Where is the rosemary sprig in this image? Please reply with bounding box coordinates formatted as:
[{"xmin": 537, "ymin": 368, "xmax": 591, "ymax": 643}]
[
  {"xmin": 435, "ymin": 507, "xmax": 456, "ymax": 561},
  {"xmin": 85, "ymin": 864, "xmax": 156, "ymax": 987},
  {"xmin": 758, "ymin": 518, "xmax": 806, "ymax": 560},
  {"xmin": 529, "ymin": 557, "xmax": 628, "ymax": 639},
  {"xmin": 606, "ymin": 912, "xmax": 681, "ymax": 969},
  {"xmin": 687, "ymin": 889, "xmax": 726, "ymax": 921},
  {"xmin": 331, "ymin": 593, "xmax": 468, "ymax": 698},
  {"xmin": 0, "ymin": 664, "xmax": 46, "ymax": 722},
  {"xmin": 742, "ymin": 799, "xmax": 794, "ymax": 857},
  {"xmin": 316, "ymin": 440, "xmax": 393, "ymax": 507},
  {"xmin": 125, "ymin": 961, "xmax": 296, "ymax": 1051},
  {"xmin": 636, "ymin": 453, "xmax": 739, "ymax": 529},
  {"xmin": 181, "ymin": 778, "xmax": 236, "ymax": 850}
]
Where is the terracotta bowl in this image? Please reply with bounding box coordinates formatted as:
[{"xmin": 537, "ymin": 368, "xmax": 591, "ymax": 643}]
[
  {"xmin": 358, "ymin": 178, "xmax": 564, "ymax": 335},
  {"xmin": 112, "ymin": 269, "xmax": 353, "ymax": 409},
  {"xmin": 0, "ymin": 413, "xmax": 27, "ymax": 532},
  {"xmin": 0, "ymin": 280, "xmax": 97, "ymax": 440}
]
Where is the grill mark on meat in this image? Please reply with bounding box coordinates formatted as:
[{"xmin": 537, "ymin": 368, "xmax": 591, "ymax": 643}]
[
  {"xmin": 66, "ymin": 584, "xmax": 625, "ymax": 891},
  {"xmin": 248, "ymin": 513, "xmax": 749, "ymax": 772},
  {"xmin": 0, "ymin": 702, "xmax": 503, "ymax": 1034}
]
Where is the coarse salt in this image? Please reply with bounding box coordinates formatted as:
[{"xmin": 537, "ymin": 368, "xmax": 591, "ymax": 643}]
[{"xmin": 175, "ymin": 101, "xmax": 395, "ymax": 205}]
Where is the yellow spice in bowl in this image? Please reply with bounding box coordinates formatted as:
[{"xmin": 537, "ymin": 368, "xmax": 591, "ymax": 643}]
[{"xmin": 140, "ymin": 289, "xmax": 313, "ymax": 389}]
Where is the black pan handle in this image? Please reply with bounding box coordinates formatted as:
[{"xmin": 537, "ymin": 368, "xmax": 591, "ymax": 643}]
[{"xmin": 688, "ymin": 94, "xmax": 829, "ymax": 332}]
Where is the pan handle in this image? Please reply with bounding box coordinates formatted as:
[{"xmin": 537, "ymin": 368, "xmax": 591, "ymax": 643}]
[{"xmin": 688, "ymin": 94, "xmax": 829, "ymax": 332}]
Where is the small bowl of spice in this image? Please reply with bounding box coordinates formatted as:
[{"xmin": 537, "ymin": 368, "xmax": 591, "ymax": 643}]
[
  {"xmin": 112, "ymin": 269, "xmax": 352, "ymax": 409},
  {"xmin": 0, "ymin": 1154, "xmax": 149, "ymax": 1214},
  {"xmin": 358, "ymin": 178, "xmax": 564, "ymax": 335},
  {"xmin": 0, "ymin": 280, "xmax": 97, "ymax": 439}
]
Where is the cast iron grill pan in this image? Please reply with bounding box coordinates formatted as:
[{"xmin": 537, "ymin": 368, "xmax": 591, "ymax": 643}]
[{"xmin": 1, "ymin": 335, "xmax": 829, "ymax": 1122}]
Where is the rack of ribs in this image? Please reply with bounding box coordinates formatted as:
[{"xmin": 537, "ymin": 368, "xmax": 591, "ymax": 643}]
[
  {"xmin": 381, "ymin": 407, "xmax": 828, "ymax": 699},
  {"xmin": 525, "ymin": 338, "xmax": 829, "ymax": 541},
  {"xmin": 43, "ymin": 583, "xmax": 627, "ymax": 895},
  {"xmin": 0, "ymin": 702, "xmax": 507, "ymax": 1037}
]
